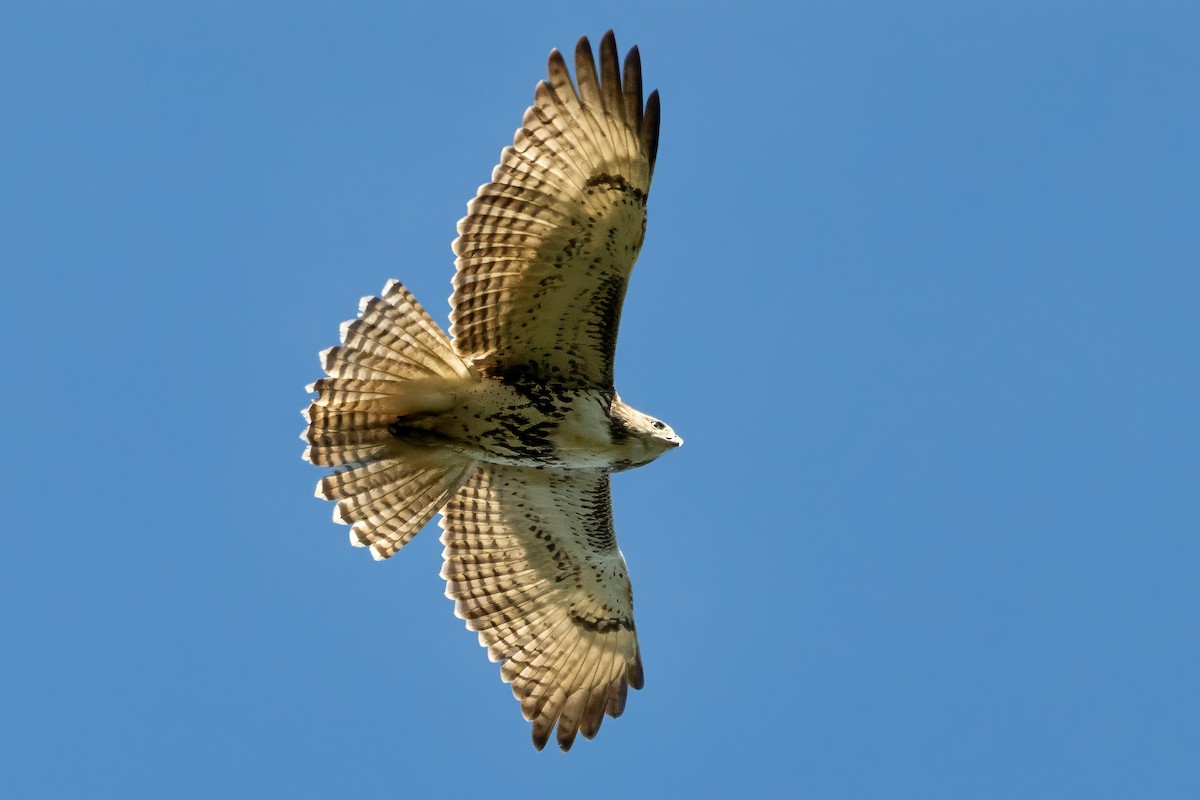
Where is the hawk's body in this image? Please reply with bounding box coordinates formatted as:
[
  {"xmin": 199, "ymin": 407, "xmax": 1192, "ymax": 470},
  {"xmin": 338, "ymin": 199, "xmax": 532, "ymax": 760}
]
[
  {"xmin": 303, "ymin": 32, "xmax": 679, "ymax": 751},
  {"xmin": 390, "ymin": 380, "xmax": 670, "ymax": 471}
]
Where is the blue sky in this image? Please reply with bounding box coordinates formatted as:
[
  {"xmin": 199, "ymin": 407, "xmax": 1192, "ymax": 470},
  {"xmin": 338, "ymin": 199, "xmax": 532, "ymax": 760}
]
[{"xmin": 2, "ymin": 2, "xmax": 1197, "ymax": 797}]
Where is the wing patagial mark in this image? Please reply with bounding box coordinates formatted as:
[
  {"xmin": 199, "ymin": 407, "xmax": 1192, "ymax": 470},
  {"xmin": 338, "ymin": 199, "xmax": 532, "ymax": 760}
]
[
  {"xmin": 584, "ymin": 172, "xmax": 647, "ymax": 204},
  {"xmin": 570, "ymin": 611, "xmax": 635, "ymax": 634}
]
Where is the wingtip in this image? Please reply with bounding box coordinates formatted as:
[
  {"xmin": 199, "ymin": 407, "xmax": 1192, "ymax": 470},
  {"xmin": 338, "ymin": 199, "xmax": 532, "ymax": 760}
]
[
  {"xmin": 547, "ymin": 47, "xmax": 567, "ymax": 74},
  {"xmin": 574, "ymin": 34, "xmax": 596, "ymax": 81},
  {"xmin": 629, "ymin": 653, "xmax": 645, "ymax": 690},
  {"xmin": 643, "ymin": 89, "xmax": 661, "ymax": 171},
  {"xmin": 597, "ymin": 30, "xmax": 623, "ymax": 115},
  {"xmin": 625, "ymin": 44, "xmax": 641, "ymax": 82}
]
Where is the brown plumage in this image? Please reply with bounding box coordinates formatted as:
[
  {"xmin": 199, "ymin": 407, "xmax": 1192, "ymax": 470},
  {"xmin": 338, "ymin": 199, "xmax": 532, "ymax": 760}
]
[{"xmin": 303, "ymin": 31, "xmax": 680, "ymax": 751}]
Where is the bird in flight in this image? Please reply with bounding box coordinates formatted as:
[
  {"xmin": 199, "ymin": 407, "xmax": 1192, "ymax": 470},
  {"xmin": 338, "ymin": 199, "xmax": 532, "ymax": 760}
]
[{"xmin": 303, "ymin": 31, "xmax": 680, "ymax": 751}]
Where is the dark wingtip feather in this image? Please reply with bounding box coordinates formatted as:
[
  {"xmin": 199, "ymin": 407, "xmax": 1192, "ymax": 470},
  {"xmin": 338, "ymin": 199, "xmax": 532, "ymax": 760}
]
[
  {"xmin": 642, "ymin": 89, "xmax": 661, "ymax": 174},
  {"xmin": 573, "ymin": 34, "xmax": 603, "ymax": 107},
  {"xmin": 608, "ymin": 679, "xmax": 629, "ymax": 716},
  {"xmin": 547, "ymin": 47, "xmax": 567, "ymax": 77},
  {"xmin": 574, "ymin": 34, "xmax": 594, "ymax": 72},
  {"xmin": 579, "ymin": 686, "xmax": 608, "ymax": 739},
  {"xmin": 628, "ymin": 651, "xmax": 645, "ymax": 691},
  {"xmin": 547, "ymin": 47, "xmax": 566, "ymax": 77},
  {"xmin": 545, "ymin": 47, "xmax": 578, "ymax": 104},
  {"xmin": 622, "ymin": 45, "xmax": 644, "ymax": 131},
  {"xmin": 598, "ymin": 30, "xmax": 623, "ymax": 117}
]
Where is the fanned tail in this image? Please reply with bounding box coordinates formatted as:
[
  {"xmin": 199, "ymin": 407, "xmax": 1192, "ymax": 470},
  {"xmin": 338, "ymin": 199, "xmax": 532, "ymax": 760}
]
[
  {"xmin": 303, "ymin": 280, "xmax": 478, "ymax": 559},
  {"xmin": 316, "ymin": 449, "xmax": 475, "ymax": 560}
]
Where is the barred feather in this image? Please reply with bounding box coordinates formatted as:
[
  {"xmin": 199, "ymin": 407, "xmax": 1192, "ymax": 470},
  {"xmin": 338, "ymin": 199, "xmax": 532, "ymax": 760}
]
[
  {"xmin": 341, "ymin": 457, "xmax": 475, "ymax": 561},
  {"xmin": 449, "ymin": 30, "xmax": 659, "ymax": 389},
  {"xmin": 305, "ymin": 280, "xmax": 477, "ymax": 557},
  {"xmin": 439, "ymin": 464, "xmax": 643, "ymax": 752}
]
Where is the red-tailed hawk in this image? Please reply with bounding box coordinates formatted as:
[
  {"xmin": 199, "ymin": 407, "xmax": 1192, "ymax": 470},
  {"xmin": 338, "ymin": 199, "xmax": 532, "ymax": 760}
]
[{"xmin": 303, "ymin": 31, "xmax": 680, "ymax": 751}]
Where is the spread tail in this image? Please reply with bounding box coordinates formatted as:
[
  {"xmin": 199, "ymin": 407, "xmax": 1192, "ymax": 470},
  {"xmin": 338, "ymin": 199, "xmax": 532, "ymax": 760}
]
[{"xmin": 303, "ymin": 280, "xmax": 478, "ymax": 559}]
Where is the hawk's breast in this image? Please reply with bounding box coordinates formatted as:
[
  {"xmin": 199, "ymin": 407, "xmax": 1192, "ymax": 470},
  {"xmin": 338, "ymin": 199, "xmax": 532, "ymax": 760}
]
[{"xmin": 433, "ymin": 381, "xmax": 622, "ymax": 469}]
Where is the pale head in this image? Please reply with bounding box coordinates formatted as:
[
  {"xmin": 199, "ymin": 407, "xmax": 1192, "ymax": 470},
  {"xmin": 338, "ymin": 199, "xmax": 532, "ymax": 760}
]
[{"xmin": 611, "ymin": 394, "xmax": 683, "ymax": 469}]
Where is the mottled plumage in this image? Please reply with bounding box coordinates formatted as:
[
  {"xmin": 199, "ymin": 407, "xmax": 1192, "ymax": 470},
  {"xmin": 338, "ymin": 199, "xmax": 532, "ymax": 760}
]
[{"xmin": 303, "ymin": 31, "xmax": 680, "ymax": 751}]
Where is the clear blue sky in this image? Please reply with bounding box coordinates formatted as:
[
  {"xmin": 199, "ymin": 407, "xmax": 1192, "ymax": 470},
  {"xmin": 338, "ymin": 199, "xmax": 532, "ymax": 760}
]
[{"xmin": 2, "ymin": 2, "xmax": 1197, "ymax": 797}]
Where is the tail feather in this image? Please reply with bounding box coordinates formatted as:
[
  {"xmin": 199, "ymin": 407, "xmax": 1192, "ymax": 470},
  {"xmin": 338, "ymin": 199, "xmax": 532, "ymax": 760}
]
[
  {"xmin": 303, "ymin": 440, "xmax": 389, "ymax": 467},
  {"xmin": 377, "ymin": 280, "xmax": 472, "ymax": 378},
  {"xmin": 339, "ymin": 313, "xmax": 445, "ymax": 380},
  {"xmin": 317, "ymin": 459, "xmax": 403, "ymax": 501},
  {"xmin": 304, "ymin": 279, "xmax": 478, "ymax": 558},
  {"xmin": 341, "ymin": 285, "xmax": 472, "ymax": 381},
  {"xmin": 319, "ymin": 345, "xmax": 412, "ymax": 382},
  {"xmin": 303, "ymin": 424, "xmax": 394, "ymax": 451},
  {"xmin": 306, "ymin": 377, "xmax": 412, "ymax": 412},
  {"xmin": 344, "ymin": 457, "xmax": 476, "ymax": 560},
  {"xmin": 303, "ymin": 408, "xmax": 398, "ymax": 434}
]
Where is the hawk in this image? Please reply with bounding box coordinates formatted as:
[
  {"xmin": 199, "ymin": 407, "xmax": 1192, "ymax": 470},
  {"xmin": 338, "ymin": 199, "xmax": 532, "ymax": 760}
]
[{"xmin": 302, "ymin": 31, "xmax": 680, "ymax": 751}]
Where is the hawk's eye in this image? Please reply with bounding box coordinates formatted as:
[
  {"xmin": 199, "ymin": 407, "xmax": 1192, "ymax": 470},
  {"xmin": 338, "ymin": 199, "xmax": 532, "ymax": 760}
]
[{"xmin": 651, "ymin": 420, "xmax": 665, "ymax": 430}]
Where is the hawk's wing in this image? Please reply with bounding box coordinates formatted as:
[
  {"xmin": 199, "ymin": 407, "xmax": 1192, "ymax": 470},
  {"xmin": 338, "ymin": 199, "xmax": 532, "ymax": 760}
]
[
  {"xmin": 439, "ymin": 464, "xmax": 643, "ymax": 751},
  {"xmin": 449, "ymin": 31, "xmax": 660, "ymax": 389}
]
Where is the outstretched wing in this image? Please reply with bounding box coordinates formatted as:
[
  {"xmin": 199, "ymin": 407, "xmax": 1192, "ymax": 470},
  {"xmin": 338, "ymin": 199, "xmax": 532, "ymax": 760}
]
[
  {"xmin": 439, "ymin": 464, "xmax": 643, "ymax": 751},
  {"xmin": 449, "ymin": 30, "xmax": 660, "ymax": 390}
]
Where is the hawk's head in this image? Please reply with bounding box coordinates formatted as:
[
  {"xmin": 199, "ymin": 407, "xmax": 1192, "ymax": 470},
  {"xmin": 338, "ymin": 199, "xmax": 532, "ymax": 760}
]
[{"xmin": 610, "ymin": 395, "xmax": 682, "ymax": 469}]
